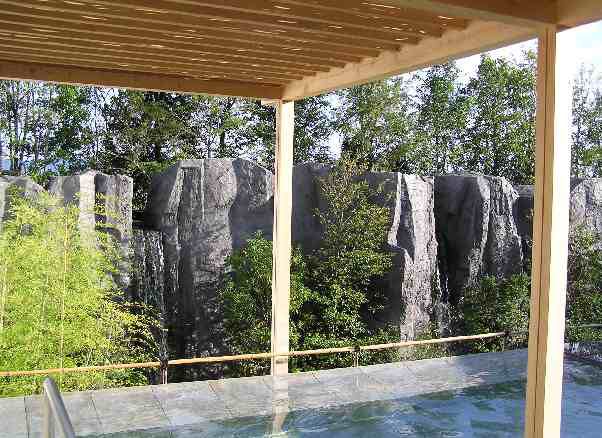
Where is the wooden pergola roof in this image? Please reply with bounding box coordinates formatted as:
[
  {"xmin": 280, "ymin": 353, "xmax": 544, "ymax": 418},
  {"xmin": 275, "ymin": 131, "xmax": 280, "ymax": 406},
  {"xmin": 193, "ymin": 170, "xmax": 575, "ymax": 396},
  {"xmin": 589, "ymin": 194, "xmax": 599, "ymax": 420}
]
[
  {"xmin": 0, "ymin": 3, "xmax": 601, "ymax": 438},
  {"xmin": 0, "ymin": 0, "xmax": 599, "ymax": 100}
]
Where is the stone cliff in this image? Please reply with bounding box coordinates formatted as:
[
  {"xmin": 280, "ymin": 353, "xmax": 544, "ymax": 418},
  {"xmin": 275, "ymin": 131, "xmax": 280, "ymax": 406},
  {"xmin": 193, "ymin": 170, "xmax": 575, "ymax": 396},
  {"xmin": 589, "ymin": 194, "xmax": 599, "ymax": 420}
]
[{"xmin": 1, "ymin": 163, "xmax": 601, "ymax": 381}]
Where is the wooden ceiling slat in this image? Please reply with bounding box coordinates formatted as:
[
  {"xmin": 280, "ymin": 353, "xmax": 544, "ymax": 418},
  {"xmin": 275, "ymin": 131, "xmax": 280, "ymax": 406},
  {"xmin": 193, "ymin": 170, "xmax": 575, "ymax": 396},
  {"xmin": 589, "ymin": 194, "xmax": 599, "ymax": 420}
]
[
  {"xmin": 81, "ymin": 0, "xmax": 443, "ymax": 39},
  {"xmin": 283, "ymin": 21, "xmax": 536, "ymax": 100},
  {"xmin": 271, "ymin": 0, "xmax": 469, "ymax": 29},
  {"xmin": 0, "ymin": 52, "xmax": 295, "ymax": 84},
  {"xmin": 0, "ymin": 44, "xmax": 308, "ymax": 80},
  {"xmin": 0, "ymin": 6, "xmax": 387, "ymax": 58},
  {"xmin": 0, "ymin": 60, "xmax": 285, "ymax": 99},
  {"xmin": 170, "ymin": 0, "xmax": 468, "ymax": 32},
  {"xmin": 0, "ymin": 31, "xmax": 339, "ymax": 72},
  {"xmin": 0, "ymin": 15, "xmax": 372, "ymax": 63},
  {"xmin": 1, "ymin": 1, "xmax": 414, "ymax": 51}
]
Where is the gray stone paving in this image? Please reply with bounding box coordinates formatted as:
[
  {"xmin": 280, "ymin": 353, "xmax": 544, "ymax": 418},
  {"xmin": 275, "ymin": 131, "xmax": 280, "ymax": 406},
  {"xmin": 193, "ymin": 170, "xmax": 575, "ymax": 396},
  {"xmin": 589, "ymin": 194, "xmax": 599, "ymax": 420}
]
[{"xmin": 0, "ymin": 349, "xmax": 529, "ymax": 437}]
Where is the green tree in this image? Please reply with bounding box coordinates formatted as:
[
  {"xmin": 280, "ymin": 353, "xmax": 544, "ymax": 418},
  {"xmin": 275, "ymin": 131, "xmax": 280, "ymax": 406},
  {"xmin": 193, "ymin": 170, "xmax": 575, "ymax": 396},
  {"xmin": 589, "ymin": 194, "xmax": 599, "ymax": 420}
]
[
  {"xmin": 458, "ymin": 274, "xmax": 531, "ymax": 352},
  {"xmin": 572, "ymin": 65, "xmax": 602, "ymax": 178},
  {"xmin": 0, "ymin": 191, "xmax": 155, "ymax": 396},
  {"xmin": 240, "ymin": 96, "xmax": 335, "ymax": 170},
  {"xmin": 100, "ymin": 90, "xmax": 198, "ymax": 208},
  {"xmin": 221, "ymin": 233, "xmax": 312, "ymax": 377},
  {"xmin": 299, "ymin": 160, "xmax": 395, "ymax": 367},
  {"xmin": 0, "ymin": 81, "xmax": 95, "ymax": 181},
  {"xmin": 335, "ymin": 78, "xmax": 414, "ymax": 171},
  {"xmin": 221, "ymin": 160, "xmax": 398, "ymax": 375},
  {"xmin": 410, "ymin": 62, "xmax": 469, "ymax": 175},
  {"xmin": 460, "ymin": 54, "xmax": 537, "ymax": 184},
  {"xmin": 566, "ymin": 227, "xmax": 602, "ymax": 342}
]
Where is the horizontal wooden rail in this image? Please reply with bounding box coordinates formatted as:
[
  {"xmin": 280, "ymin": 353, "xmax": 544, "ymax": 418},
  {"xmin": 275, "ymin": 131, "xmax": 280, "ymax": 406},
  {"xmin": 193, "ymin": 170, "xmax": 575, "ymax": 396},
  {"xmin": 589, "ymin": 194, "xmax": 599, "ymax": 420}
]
[
  {"xmin": 0, "ymin": 332, "xmax": 506, "ymax": 378},
  {"xmin": 1, "ymin": 325, "xmax": 599, "ymax": 378}
]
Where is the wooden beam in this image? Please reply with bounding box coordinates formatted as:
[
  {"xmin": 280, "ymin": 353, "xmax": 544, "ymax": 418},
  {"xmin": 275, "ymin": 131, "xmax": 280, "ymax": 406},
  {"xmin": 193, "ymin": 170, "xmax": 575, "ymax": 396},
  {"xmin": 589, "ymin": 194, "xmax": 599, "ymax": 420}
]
[
  {"xmin": 0, "ymin": 24, "xmax": 347, "ymax": 70},
  {"xmin": 0, "ymin": 13, "xmax": 375, "ymax": 61},
  {"xmin": 283, "ymin": 20, "xmax": 536, "ymax": 100},
  {"xmin": 169, "ymin": 0, "xmax": 467, "ymax": 33},
  {"xmin": 75, "ymin": 0, "xmax": 437, "ymax": 40},
  {"xmin": 524, "ymin": 27, "xmax": 572, "ymax": 438},
  {"xmin": 0, "ymin": 1, "xmax": 406, "ymax": 51},
  {"xmin": 557, "ymin": 0, "xmax": 602, "ymax": 28},
  {"xmin": 0, "ymin": 40, "xmax": 320, "ymax": 78},
  {"xmin": 267, "ymin": 0, "xmax": 470, "ymax": 30},
  {"xmin": 0, "ymin": 60, "xmax": 284, "ymax": 99},
  {"xmin": 271, "ymin": 100, "xmax": 294, "ymax": 376},
  {"xmin": 383, "ymin": 0, "xmax": 557, "ymax": 27},
  {"xmin": 0, "ymin": 53, "xmax": 293, "ymax": 85}
]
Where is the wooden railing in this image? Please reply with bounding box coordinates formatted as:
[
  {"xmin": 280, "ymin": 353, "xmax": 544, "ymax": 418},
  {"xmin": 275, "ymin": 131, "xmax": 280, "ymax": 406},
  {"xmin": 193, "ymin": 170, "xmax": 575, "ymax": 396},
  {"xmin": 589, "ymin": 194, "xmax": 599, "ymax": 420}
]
[{"xmin": 2, "ymin": 325, "xmax": 600, "ymax": 380}]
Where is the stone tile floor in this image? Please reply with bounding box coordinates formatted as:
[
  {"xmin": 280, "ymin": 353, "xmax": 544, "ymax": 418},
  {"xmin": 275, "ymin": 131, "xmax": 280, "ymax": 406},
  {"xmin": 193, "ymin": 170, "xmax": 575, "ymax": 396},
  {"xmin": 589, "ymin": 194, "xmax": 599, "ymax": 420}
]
[{"xmin": 0, "ymin": 350, "xmax": 529, "ymax": 437}]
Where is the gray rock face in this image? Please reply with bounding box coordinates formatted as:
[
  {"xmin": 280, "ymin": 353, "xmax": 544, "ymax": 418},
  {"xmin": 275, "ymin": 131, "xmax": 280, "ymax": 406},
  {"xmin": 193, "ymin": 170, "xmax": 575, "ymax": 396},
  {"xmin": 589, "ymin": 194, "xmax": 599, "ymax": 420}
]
[
  {"xmin": 291, "ymin": 164, "xmax": 440, "ymax": 339},
  {"xmin": 131, "ymin": 229, "xmax": 168, "ymax": 382},
  {"xmin": 514, "ymin": 185, "xmax": 534, "ymax": 268},
  {"xmin": 145, "ymin": 159, "xmax": 274, "ymax": 379},
  {"xmin": 0, "ymin": 176, "xmax": 44, "ymax": 229},
  {"xmin": 435, "ymin": 175, "xmax": 523, "ymax": 306},
  {"xmin": 291, "ymin": 164, "xmax": 329, "ymax": 253},
  {"xmin": 144, "ymin": 160, "xmax": 442, "ymax": 376},
  {"xmin": 515, "ymin": 179, "xmax": 602, "ymax": 251},
  {"xmin": 363, "ymin": 172, "xmax": 440, "ymax": 340},
  {"xmin": 49, "ymin": 170, "xmax": 134, "ymax": 289},
  {"xmin": 570, "ymin": 179, "xmax": 602, "ymax": 245}
]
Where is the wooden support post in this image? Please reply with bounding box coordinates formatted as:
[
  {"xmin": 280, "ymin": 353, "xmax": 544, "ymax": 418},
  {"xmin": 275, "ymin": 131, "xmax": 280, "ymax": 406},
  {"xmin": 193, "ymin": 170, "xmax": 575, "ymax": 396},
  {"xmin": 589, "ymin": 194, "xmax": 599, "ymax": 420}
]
[
  {"xmin": 524, "ymin": 27, "xmax": 573, "ymax": 438},
  {"xmin": 270, "ymin": 100, "xmax": 294, "ymax": 376}
]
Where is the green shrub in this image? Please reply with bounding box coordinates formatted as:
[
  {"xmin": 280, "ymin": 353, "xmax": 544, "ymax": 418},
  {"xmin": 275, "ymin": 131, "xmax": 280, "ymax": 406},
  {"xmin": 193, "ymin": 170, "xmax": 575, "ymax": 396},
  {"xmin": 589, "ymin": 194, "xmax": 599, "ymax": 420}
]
[
  {"xmin": 458, "ymin": 274, "xmax": 531, "ymax": 352},
  {"xmin": 221, "ymin": 160, "xmax": 400, "ymax": 375},
  {"xmin": 0, "ymin": 191, "xmax": 155, "ymax": 396},
  {"xmin": 567, "ymin": 226, "xmax": 602, "ymax": 342},
  {"xmin": 221, "ymin": 232, "xmax": 312, "ymax": 377}
]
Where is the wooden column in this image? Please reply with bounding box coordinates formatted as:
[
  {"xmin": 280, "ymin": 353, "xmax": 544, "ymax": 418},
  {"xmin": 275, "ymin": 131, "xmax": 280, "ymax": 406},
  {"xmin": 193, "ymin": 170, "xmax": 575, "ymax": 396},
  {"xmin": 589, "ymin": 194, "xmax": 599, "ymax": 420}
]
[
  {"xmin": 524, "ymin": 27, "xmax": 573, "ymax": 438},
  {"xmin": 270, "ymin": 100, "xmax": 294, "ymax": 376}
]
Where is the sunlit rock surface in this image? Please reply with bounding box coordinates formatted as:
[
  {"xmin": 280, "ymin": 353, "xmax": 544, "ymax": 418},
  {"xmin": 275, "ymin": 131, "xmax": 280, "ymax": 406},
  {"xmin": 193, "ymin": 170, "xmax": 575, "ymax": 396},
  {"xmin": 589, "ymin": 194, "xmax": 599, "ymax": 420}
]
[
  {"xmin": 364, "ymin": 172, "xmax": 440, "ymax": 340},
  {"xmin": 570, "ymin": 178, "xmax": 602, "ymax": 245},
  {"xmin": 435, "ymin": 175, "xmax": 523, "ymax": 307},
  {"xmin": 48, "ymin": 170, "xmax": 134, "ymax": 289},
  {"xmin": 515, "ymin": 178, "xmax": 602, "ymax": 251},
  {"xmin": 145, "ymin": 159, "xmax": 274, "ymax": 379}
]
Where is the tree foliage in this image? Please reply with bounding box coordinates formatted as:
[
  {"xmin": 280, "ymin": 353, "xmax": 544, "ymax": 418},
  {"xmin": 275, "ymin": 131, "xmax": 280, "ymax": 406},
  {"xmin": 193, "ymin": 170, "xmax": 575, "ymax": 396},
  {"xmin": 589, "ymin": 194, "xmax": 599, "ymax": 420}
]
[
  {"xmin": 410, "ymin": 63, "xmax": 469, "ymax": 176},
  {"xmin": 221, "ymin": 161, "xmax": 398, "ymax": 375},
  {"xmin": 572, "ymin": 66, "xmax": 602, "ymax": 178},
  {"xmin": 458, "ymin": 274, "xmax": 531, "ymax": 353},
  {"xmin": 0, "ymin": 191, "xmax": 155, "ymax": 396},
  {"xmin": 336, "ymin": 78, "xmax": 413, "ymax": 170},
  {"xmin": 459, "ymin": 54, "xmax": 537, "ymax": 184},
  {"xmin": 566, "ymin": 227, "xmax": 602, "ymax": 342}
]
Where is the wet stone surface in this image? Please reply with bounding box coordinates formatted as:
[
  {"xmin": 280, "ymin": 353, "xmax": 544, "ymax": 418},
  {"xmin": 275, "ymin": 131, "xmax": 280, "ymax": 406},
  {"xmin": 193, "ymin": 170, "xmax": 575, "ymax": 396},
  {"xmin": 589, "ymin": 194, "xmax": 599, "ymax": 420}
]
[{"xmin": 3, "ymin": 350, "xmax": 602, "ymax": 437}]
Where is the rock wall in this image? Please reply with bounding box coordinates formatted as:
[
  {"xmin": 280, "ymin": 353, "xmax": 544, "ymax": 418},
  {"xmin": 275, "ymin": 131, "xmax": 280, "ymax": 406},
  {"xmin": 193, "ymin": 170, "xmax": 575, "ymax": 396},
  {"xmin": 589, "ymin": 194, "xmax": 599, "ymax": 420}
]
[
  {"xmin": 2, "ymin": 165, "xmax": 602, "ymax": 382},
  {"xmin": 515, "ymin": 178, "xmax": 602, "ymax": 250},
  {"xmin": 142, "ymin": 160, "xmax": 441, "ymax": 378},
  {"xmin": 364, "ymin": 172, "xmax": 440, "ymax": 340},
  {"xmin": 145, "ymin": 159, "xmax": 274, "ymax": 379},
  {"xmin": 49, "ymin": 170, "xmax": 134, "ymax": 290},
  {"xmin": 0, "ymin": 176, "xmax": 44, "ymax": 229},
  {"xmin": 435, "ymin": 175, "xmax": 523, "ymax": 306}
]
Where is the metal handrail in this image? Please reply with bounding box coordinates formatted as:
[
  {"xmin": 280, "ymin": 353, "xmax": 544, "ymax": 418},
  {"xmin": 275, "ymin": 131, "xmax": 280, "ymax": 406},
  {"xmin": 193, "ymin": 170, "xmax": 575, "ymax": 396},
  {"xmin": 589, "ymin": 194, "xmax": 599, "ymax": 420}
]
[{"xmin": 42, "ymin": 378, "xmax": 76, "ymax": 438}]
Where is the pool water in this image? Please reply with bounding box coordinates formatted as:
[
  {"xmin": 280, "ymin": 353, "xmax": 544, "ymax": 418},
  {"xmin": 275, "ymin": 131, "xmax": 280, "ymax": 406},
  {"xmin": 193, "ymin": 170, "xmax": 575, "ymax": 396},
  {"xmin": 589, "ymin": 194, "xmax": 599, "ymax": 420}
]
[{"xmin": 170, "ymin": 358, "xmax": 602, "ymax": 437}]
